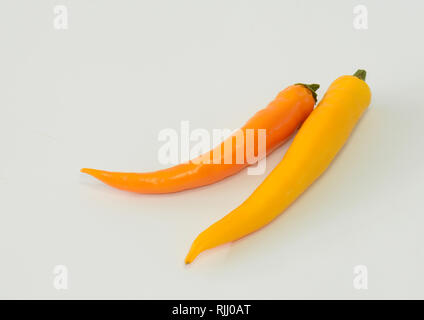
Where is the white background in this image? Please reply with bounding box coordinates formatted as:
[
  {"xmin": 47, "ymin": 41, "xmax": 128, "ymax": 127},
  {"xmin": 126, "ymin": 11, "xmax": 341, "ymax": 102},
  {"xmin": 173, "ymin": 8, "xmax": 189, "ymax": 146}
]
[{"xmin": 1, "ymin": 0, "xmax": 423, "ymax": 299}]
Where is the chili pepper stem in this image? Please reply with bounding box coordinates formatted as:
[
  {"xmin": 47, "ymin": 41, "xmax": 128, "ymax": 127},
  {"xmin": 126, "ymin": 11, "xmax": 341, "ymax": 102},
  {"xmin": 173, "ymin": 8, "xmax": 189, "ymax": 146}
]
[
  {"xmin": 353, "ymin": 69, "xmax": 367, "ymax": 81},
  {"xmin": 295, "ymin": 83, "xmax": 320, "ymax": 102}
]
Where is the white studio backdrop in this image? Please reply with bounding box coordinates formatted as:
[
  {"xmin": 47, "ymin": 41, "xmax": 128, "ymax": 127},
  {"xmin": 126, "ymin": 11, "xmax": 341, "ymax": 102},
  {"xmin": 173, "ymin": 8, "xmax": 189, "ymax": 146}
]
[{"xmin": 0, "ymin": 0, "xmax": 423, "ymax": 299}]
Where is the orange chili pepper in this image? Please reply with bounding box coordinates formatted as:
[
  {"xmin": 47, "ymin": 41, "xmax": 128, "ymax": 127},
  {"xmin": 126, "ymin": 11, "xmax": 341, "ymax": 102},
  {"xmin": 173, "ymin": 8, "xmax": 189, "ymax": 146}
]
[{"xmin": 81, "ymin": 83, "xmax": 319, "ymax": 194}]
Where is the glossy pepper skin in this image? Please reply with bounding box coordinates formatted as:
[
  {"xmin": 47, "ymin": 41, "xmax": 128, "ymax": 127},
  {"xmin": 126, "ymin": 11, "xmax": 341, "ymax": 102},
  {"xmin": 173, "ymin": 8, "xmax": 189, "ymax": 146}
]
[
  {"xmin": 185, "ymin": 70, "xmax": 371, "ymax": 264},
  {"xmin": 81, "ymin": 83, "xmax": 318, "ymax": 194}
]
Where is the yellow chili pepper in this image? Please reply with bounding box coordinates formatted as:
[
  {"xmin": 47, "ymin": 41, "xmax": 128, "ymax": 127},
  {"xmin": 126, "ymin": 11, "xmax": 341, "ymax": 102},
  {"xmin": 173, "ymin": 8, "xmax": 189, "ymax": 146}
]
[{"xmin": 185, "ymin": 70, "xmax": 372, "ymax": 264}]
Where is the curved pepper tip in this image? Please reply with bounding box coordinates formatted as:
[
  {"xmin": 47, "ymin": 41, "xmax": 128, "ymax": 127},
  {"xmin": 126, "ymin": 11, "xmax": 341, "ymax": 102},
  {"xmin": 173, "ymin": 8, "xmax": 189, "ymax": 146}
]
[
  {"xmin": 184, "ymin": 255, "xmax": 194, "ymax": 265},
  {"xmin": 81, "ymin": 168, "xmax": 103, "ymax": 178},
  {"xmin": 185, "ymin": 248, "xmax": 200, "ymax": 265},
  {"xmin": 81, "ymin": 168, "xmax": 98, "ymax": 176}
]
